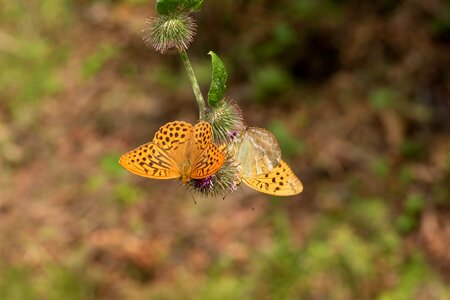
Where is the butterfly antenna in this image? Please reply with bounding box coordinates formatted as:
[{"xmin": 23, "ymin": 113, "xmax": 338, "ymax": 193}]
[
  {"xmin": 173, "ymin": 180, "xmax": 183, "ymax": 192},
  {"xmin": 187, "ymin": 188, "xmax": 197, "ymax": 204},
  {"xmin": 222, "ymin": 189, "xmax": 233, "ymax": 200}
]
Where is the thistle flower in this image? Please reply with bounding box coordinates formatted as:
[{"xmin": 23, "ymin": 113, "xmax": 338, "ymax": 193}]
[
  {"xmin": 206, "ymin": 100, "xmax": 244, "ymax": 144},
  {"xmin": 143, "ymin": 13, "xmax": 196, "ymax": 54}
]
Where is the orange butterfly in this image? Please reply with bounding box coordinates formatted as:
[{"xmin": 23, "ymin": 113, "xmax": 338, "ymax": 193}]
[{"xmin": 119, "ymin": 121, "xmax": 225, "ymax": 184}]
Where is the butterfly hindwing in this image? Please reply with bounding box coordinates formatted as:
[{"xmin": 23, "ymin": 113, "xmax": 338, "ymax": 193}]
[
  {"xmin": 191, "ymin": 143, "xmax": 225, "ymax": 179},
  {"xmin": 119, "ymin": 142, "xmax": 180, "ymax": 179},
  {"xmin": 243, "ymin": 160, "xmax": 303, "ymax": 196},
  {"xmin": 193, "ymin": 121, "xmax": 213, "ymax": 151},
  {"xmin": 234, "ymin": 127, "xmax": 281, "ymax": 177}
]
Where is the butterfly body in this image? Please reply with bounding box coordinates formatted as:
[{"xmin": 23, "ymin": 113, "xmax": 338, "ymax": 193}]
[{"xmin": 119, "ymin": 121, "xmax": 225, "ymax": 185}]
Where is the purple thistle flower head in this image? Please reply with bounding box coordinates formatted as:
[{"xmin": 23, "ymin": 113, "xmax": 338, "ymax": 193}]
[
  {"xmin": 191, "ymin": 176, "xmax": 214, "ymax": 193},
  {"xmin": 229, "ymin": 130, "xmax": 239, "ymax": 141}
]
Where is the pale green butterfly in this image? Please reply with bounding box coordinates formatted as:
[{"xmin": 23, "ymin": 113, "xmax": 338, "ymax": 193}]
[{"xmin": 230, "ymin": 127, "xmax": 303, "ymax": 196}]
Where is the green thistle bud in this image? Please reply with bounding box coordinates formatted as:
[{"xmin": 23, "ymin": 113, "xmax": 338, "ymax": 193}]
[
  {"xmin": 143, "ymin": 13, "xmax": 196, "ymax": 54},
  {"xmin": 206, "ymin": 100, "xmax": 244, "ymax": 144}
]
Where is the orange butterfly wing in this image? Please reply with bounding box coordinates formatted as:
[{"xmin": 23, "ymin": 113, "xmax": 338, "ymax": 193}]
[
  {"xmin": 190, "ymin": 122, "xmax": 225, "ymax": 179},
  {"xmin": 152, "ymin": 121, "xmax": 193, "ymax": 156},
  {"xmin": 120, "ymin": 121, "xmax": 224, "ymax": 182},
  {"xmin": 118, "ymin": 142, "xmax": 180, "ymax": 179},
  {"xmin": 119, "ymin": 121, "xmax": 193, "ymax": 180},
  {"xmin": 242, "ymin": 160, "xmax": 303, "ymax": 196},
  {"xmin": 191, "ymin": 143, "xmax": 225, "ymax": 179}
]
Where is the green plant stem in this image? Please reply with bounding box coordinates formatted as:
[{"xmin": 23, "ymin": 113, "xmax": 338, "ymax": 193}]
[{"xmin": 179, "ymin": 49, "xmax": 206, "ymax": 120}]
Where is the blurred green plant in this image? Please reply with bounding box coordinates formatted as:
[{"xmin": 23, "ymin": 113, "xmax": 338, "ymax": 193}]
[
  {"xmin": 251, "ymin": 65, "xmax": 294, "ymax": 102},
  {"xmin": 368, "ymin": 87, "xmax": 398, "ymax": 110},
  {"xmin": 0, "ymin": 0, "xmax": 72, "ymax": 122},
  {"xmin": 395, "ymin": 193, "xmax": 425, "ymax": 234},
  {"xmin": 428, "ymin": 2, "xmax": 450, "ymax": 36},
  {"xmin": 289, "ymin": 0, "xmax": 341, "ymax": 21},
  {"xmin": 100, "ymin": 153, "xmax": 123, "ymax": 177},
  {"xmin": 0, "ymin": 264, "xmax": 96, "ymax": 300},
  {"xmin": 151, "ymin": 64, "xmax": 185, "ymax": 90},
  {"xmin": 378, "ymin": 253, "xmax": 440, "ymax": 300},
  {"xmin": 81, "ymin": 43, "xmax": 119, "ymax": 80},
  {"xmin": 400, "ymin": 139, "xmax": 426, "ymax": 161},
  {"xmin": 156, "ymin": 0, "xmax": 203, "ymax": 16},
  {"xmin": 256, "ymin": 23, "xmax": 296, "ymax": 60},
  {"xmin": 268, "ymin": 121, "xmax": 306, "ymax": 158},
  {"xmin": 371, "ymin": 157, "xmax": 390, "ymax": 178},
  {"xmin": 0, "ymin": 266, "xmax": 37, "ymax": 299},
  {"xmin": 115, "ymin": 183, "xmax": 142, "ymax": 206}
]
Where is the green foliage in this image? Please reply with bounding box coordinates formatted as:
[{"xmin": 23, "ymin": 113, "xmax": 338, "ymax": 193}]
[
  {"xmin": 395, "ymin": 214, "xmax": 416, "ymax": 234},
  {"xmin": 396, "ymin": 194, "xmax": 425, "ymax": 234},
  {"xmin": 256, "ymin": 23, "xmax": 296, "ymax": 60},
  {"xmin": 115, "ymin": 183, "xmax": 142, "ymax": 206},
  {"xmin": 252, "ymin": 65, "xmax": 294, "ymax": 102},
  {"xmin": 0, "ymin": 0, "xmax": 72, "ymax": 122},
  {"xmin": 0, "ymin": 266, "xmax": 37, "ymax": 299},
  {"xmin": 268, "ymin": 121, "xmax": 306, "ymax": 158},
  {"xmin": 207, "ymin": 51, "xmax": 228, "ymax": 108},
  {"xmin": 84, "ymin": 175, "xmax": 106, "ymax": 193},
  {"xmin": 100, "ymin": 153, "xmax": 123, "ymax": 177},
  {"xmin": 124, "ymin": 0, "xmax": 149, "ymax": 4},
  {"xmin": 371, "ymin": 157, "xmax": 390, "ymax": 178},
  {"xmin": 349, "ymin": 198, "xmax": 390, "ymax": 232},
  {"xmin": 0, "ymin": 264, "xmax": 96, "ymax": 300},
  {"xmin": 400, "ymin": 139, "xmax": 426, "ymax": 160},
  {"xmin": 156, "ymin": 0, "xmax": 203, "ymax": 16},
  {"xmin": 378, "ymin": 253, "xmax": 434, "ymax": 300},
  {"xmin": 152, "ymin": 65, "xmax": 185, "ymax": 90},
  {"xmin": 289, "ymin": 0, "xmax": 341, "ymax": 21},
  {"xmin": 39, "ymin": 0, "xmax": 73, "ymax": 27},
  {"xmin": 41, "ymin": 266, "xmax": 96, "ymax": 300},
  {"xmin": 404, "ymin": 194, "xmax": 424, "ymax": 215},
  {"xmin": 368, "ymin": 87, "xmax": 397, "ymax": 110},
  {"xmin": 0, "ymin": 39, "xmax": 64, "ymax": 121},
  {"xmin": 398, "ymin": 165, "xmax": 413, "ymax": 185},
  {"xmin": 428, "ymin": 2, "xmax": 450, "ymax": 35},
  {"xmin": 82, "ymin": 43, "xmax": 118, "ymax": 79},
  {"xmin": 252, "ymin": 212, "xmax": 303, "ymax": 300}
]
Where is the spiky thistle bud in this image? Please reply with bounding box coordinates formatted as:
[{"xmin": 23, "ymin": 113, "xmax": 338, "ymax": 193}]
[
  {"xmin": 143, "ymin": 13, "xmax": 196, "ymax": 54},
  {"xmin": 206, "ymin": 100, "xmax": 244, "ymax": 144}
]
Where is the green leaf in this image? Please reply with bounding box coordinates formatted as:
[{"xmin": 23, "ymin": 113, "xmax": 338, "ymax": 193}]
[
  {"xmin": 156, "ymin": 0, "xmax": 204, "ymax": 16},
  {"xmin": 207, "ymin": 51, "xmax": 227, "ymax": 107}
]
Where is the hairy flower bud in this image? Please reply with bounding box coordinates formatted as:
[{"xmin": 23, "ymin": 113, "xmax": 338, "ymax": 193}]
[
  {"xmin": 206, "ymin": 100, "xmax": 244, "ymax": 144},
  {"xmin": 143, "ymin": 14, "xmax": 196, "ymax": 54}
]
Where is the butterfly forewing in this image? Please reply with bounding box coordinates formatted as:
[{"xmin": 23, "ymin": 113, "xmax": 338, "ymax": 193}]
[
  {"xmin": 119, "ymin": 142, "xmax": 180, "ymax": 179},
  {"xmin": 235, "ymin": 127, "xmax": 281, "ymax": 177},
  {"xmin": 152, "ymin": 121, "xmax": 193, "ymax": 157},
  {"xmin": 243, "ymin": 160, "xmax": 303, "ymax": 196}
]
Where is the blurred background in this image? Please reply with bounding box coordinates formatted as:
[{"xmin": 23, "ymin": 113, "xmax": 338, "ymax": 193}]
[{"xmin": 1, "ymin": 0, "xmax": 449, "ymax": 299}]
